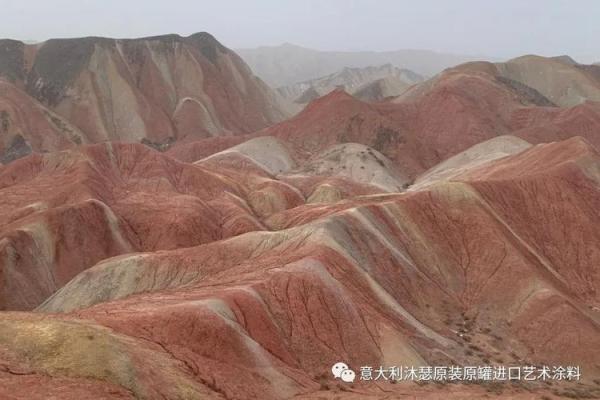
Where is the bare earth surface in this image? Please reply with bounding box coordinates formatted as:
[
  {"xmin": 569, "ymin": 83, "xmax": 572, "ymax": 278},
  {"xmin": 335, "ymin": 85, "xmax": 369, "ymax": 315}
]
[
  {"xmin": 1, "ymin": 34, "xmax": 600, "ymax": 399},
  {"xmin": 0, "ymin": 33, "xmax": 291, "ymax": 162}
]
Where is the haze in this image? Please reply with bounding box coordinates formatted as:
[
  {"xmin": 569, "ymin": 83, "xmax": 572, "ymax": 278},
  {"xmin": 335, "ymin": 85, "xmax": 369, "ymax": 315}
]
[{"xmin": 1, "ymin": 0, "xmax": 599, "ymax": 62}]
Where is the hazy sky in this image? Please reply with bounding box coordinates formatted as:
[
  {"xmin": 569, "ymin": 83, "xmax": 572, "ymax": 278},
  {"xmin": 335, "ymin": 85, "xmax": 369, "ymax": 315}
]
[{"xmin": 2, "ymin": 0, "xmax": 599, "ymax": 62}]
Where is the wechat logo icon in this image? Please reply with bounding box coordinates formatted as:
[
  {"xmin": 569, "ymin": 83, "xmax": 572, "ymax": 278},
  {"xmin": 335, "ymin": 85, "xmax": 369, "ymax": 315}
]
[{"xmin": 331, "ymin": 362, "xmax": 356, "ymax": 383}]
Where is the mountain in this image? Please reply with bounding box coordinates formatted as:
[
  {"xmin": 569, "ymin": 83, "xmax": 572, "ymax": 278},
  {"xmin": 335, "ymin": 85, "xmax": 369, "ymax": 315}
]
[
  {"xmin": 3, "ymin": 52, "xmax": 600, "ymax": 399},
  {"xmin": 167, "ymin": 54, "xmax": 600, "ymax": 191},
  {"xmin": 353, "ymin": 75, "xmax": 417, "ymax": 102},
  {"xmin": 2, "ymin": 136, "xmax": 600, "ymax": 399},
  {"xmin": 410, "ymin": 135, "xmax": 532, "ymax": 190},
  {"xmin": 277, "ymin": 64, "xmax": 423, "ymax": 104},
  {"xmin": 401, "ymin": 55, "xmax": 600, "ymax": 106},
  {"xmin": 249, "ymin": 58, "xmax": 599, "ymax": 179},
  {"xmin": 0, "ymin": 33, "xmax": 291, "ymax": 163},
  {"xmin": 496, "ymin": 55, "xmax": 600, "ymax": 106},
  {"xmin": 236, "ymin": 43, "xmax": 493, "ymax": 87},
  {"xmin": 0, "ymin": 80, "xmax": 85, "ymax": 163}
]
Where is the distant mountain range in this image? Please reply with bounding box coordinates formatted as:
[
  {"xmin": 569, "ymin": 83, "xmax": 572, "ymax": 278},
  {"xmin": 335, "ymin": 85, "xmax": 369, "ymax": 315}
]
[
  {"xmin": 277, "ymin": 64, "xmax": 424, "ymax": 104},
  {"xmin": 236, "ymin": 43, "xmax": 493, "ymax": 86}
]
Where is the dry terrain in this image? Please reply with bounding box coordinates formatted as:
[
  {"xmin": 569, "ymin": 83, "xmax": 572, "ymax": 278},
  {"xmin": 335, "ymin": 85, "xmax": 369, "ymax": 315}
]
[{"xmin": 1, "ymin": 33, "xmax": 600, "ymax": 400}]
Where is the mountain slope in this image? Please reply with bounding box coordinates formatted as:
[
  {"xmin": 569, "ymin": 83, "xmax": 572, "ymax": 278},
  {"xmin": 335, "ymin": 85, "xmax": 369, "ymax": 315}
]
[
  {"xmin": 411, "ymin": 135, "xmax": 532, "ymax": 190},
  {"xmin": 496, "ymin": 55, "xmax": 600, "ymax": 106},
  {"xmin": 172, "ymin": 55, "xmax": 600, "ymax": 181},
  {"xmin": 2, "ymin": 137, "xmax": 595, "ymax": 399},
  {"xmin": 353, "ymin": 75, "xmax": 415, "ymax": 101},
  {"xmin": 0, "ymin": 79, "xmax": 85, "ymax": 163},
  {"xmin": 0, "ymin": 33, "xmax": 291, "ymax": 162},
  {"xmin": 3, "ymin": 51, "xmax": 600, "ymax": 400},
  {"xmin": 0, "ymin": 137, "xmax": 407, "ymax": 310},
  {"xmin": 400, "ymin": 55, "xmax": 600, "ymax": 107},
  {"xmin": 277, "ymin": 64, "xmax": 423, "ymax": 104}
]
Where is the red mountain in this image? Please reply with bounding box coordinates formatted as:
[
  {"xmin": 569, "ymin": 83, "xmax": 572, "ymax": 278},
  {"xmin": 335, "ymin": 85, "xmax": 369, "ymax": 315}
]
[
  {"xmin": 2, "ymin": 50, "xmax": 600, "ymax": 399},
  {"xmin": 0, "ymin": 34, "xmax": 291, "ymax": 163}
]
